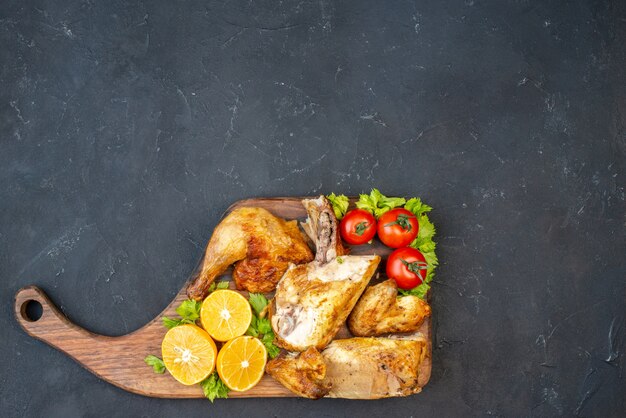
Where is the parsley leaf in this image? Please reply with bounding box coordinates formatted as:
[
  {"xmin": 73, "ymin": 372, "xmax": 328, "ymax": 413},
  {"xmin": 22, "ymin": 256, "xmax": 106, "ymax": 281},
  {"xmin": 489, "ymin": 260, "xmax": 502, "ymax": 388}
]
[
  {"xmin": 248, "ymin": 293, "xmax": 268, "ymax": 316},
  {"xmin": 162, "ymin": 299, "xmax": 201, "ymax": 329},
  {"xmin": 246, "ymin": 294, "xmax": 280, "ymax": 359},
  {"xmin": 176, "ymin": 299, "xmax": 202, "ymax": 322},
  {"xmin": 144, "ymin": 355, "xmax": 166, "ymax": 374},
  {"xmin": 210, "ymin": 281, "xmax": 230, "ymax": 292},
  {"xmin": 356, "ymin": 188, "xmax": 406, "ymax": 218},
  {"xmin": 256, "ymin": 317, "xmax": 272, "ymax": 335},
  {"xmin": 162, "ymin": 316, "xmax": 184, "ymax": 329},
  {"xmin": 326, "ymin": 193, "xmax": 349, "ymax": 220},
  {"xmin": 246, "ymin": 315, "xmax": 260, "ymax": 337},
  {"xmin": 207, "ymin": 280, "xmax": 230, "ymax": 293},
  {"xmin": 261, "ymin": 332, "xmax": 281, "ymax": 359},
  {"xmin": 200, "ymin": 372, "xmax": 229, "ymax": 402}
]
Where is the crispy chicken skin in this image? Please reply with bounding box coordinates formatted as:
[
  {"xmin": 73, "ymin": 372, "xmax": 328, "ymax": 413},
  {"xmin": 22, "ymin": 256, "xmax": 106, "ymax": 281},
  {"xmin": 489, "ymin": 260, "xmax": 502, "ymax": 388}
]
[
  {"xmin": 186, "ymin": 207, "xmax": 313, "ymax": 300},
  {"xmin": 265, "ymin": 347, "xmax": 331, "ymax": 399},
  {"xmin": 348, "ymin": 280, "xmax": 432, "ymax": 336},
  {"xmin": 322, "ymin": 336, "xmax": 428, "ymax": 399}
]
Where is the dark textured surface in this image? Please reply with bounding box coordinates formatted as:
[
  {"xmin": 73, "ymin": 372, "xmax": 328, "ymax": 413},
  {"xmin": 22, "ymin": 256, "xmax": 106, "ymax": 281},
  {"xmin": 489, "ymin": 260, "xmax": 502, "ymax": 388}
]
[{"xmin": 1, "ymin": 0, "xmax": 625, "ymax": 416}]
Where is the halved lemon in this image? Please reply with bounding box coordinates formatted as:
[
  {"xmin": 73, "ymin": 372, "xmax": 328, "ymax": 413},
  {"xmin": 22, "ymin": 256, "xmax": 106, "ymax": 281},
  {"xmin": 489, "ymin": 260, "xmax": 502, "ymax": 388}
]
[
  {"xmin": 161, "ymin": 324, "xmax": 217, "ymax": 385},
  {"xmin": 217, "ymin": 336, "xmax": 267, "ymax": 392},
  {"xmin": 200, "ymin": 289, "xmax": 252, "ymax": 342}
]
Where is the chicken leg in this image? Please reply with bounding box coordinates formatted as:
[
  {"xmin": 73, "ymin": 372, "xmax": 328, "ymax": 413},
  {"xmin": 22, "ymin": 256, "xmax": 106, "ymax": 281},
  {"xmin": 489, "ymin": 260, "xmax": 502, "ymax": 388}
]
[{"xmin": 187, "ymin": 207, "xmax": 313, "ymax": 299}]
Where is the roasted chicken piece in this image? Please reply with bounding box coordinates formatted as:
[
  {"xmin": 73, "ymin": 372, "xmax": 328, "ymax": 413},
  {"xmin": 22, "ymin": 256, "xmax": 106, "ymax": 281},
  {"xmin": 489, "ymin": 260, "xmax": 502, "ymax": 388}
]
[
  {"xmin": 300, "ymin": 196, "xmax": 347, "ymax": 263},
  {"xmin": 348, "ymin": 280, "xmax": 432, "ymax": 336},
  {"xmin": 270, "ymin": 255, "xmax": 380, "ymax": 351},
  {"xmin": 265, "ymin": 347, "xmax": 331, "ymax": 399},
  {"xmin": 186, "ymin": 207, "xmax": 313, "ymax": 299},
  {"xmin": 270, "ymin": 196, "xmax": 378, "ymax": 351},
  {"xmin": 322, "ymin": 336, "xmax": 428, "ymax": 399}
]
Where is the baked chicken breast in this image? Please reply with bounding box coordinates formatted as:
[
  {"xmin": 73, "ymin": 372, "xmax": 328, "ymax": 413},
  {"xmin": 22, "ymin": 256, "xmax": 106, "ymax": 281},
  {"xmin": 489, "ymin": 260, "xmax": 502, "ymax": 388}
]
[
  {"xmin": 186, "ymin": 207, "xmax": 313, "ymax": 299},
  {"xmin": 270, "ymin": 255, "xmax": 380, "ymax": 351},
  {"xmin": 348, "ymin": 279, "xmax": 432, "ymax": 336},
  {"xmin": 322, "ymin": 336, "xmax": 428, "ymax": 399},
  {"xmin": 265, "ymin": 347, "xmax": 331, "ymax": 399}
]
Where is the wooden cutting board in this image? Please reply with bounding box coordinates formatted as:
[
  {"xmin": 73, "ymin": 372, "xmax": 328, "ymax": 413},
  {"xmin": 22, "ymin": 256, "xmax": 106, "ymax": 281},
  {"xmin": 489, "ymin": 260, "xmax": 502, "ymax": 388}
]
[{"xmin": 14, "ymin": 197, "xmax": 432, "ymax": 398}]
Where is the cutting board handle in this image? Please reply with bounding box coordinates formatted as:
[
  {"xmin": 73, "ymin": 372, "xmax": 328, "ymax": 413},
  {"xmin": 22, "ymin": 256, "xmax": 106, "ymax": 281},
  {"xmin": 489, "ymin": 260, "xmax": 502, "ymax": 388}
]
[{"xmin": 14, "ymin": 286, "xmax": 96, "ymax": 346}]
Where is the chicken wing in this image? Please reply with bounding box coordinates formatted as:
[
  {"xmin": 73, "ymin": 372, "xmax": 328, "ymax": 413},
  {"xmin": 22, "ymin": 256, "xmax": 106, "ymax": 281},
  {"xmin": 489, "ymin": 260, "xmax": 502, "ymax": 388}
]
[
  {"xmin": 265, "ymin": 347, "xmax": 331, "ymax": 399},
  {"xmin": 348, "ymin": 279, "xmax": 431, "ymax": 336},
  {"xmin": 186, "ymin": 207, "xmax": 313, "ymax": 299},
  {"xmin": 321, "ymin": 336, "xmax": 428, "ymax": 399}
]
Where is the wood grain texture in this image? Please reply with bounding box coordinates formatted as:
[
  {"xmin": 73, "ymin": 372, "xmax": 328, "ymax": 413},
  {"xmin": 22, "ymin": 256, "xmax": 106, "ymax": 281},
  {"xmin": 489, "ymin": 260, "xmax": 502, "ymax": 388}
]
[{"xmin": 14, "ymin": 197, "xmax": 432, "ymax": 398}]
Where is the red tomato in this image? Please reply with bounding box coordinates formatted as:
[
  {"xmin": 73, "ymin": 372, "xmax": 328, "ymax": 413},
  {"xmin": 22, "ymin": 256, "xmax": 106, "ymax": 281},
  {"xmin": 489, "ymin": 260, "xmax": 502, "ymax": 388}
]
[
  {"xmin": 386, "ymin": 247, "xmax": 428, "ymax": 290},
  {"xmin": 377, "ymin": 208, "xmax": 418, "ymax": 248},
  {"xmin": 339, "ymin": 209, "xmax": 377, "ymax": 245}
]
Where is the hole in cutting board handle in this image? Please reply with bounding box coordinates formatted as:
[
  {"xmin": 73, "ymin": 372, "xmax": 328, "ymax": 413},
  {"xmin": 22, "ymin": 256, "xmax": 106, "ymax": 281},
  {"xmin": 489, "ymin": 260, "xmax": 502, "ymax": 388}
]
[{"xmin": 21, "ymin": 300, "xmax": 43, "ymax": 322}]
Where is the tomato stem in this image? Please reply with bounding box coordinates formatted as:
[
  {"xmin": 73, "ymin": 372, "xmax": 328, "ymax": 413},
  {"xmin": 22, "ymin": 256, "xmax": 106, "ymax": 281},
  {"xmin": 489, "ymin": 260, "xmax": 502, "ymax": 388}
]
[
  {"xmin": 354, "ymin": 221, "xmax": 369, "ymax": 236},
  {"xmin": 384, "ymin": 213, "xmax": 415, "ymax": 231},
  {"xmin": 400, "ymin": 258, "xmax": 428, "ymax": 275}
]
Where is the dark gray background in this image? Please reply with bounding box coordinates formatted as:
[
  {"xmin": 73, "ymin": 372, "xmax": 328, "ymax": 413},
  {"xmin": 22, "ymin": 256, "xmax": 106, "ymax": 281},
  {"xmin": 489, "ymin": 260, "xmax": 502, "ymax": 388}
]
[{"xmin": 1, "ymin": 0, "xmax": 624, "ymax": 416}]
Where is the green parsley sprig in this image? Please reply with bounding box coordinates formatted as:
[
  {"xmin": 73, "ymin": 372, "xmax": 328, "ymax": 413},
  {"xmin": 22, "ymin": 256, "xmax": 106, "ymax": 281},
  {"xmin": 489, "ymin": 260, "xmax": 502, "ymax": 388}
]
[
  {"xmin": 246, "ymin": 293, "xmax": 280, "ymax": 358},
  {"xmin": 144, "ymin": 355, "xmax": 165, "ymax": 373},
  {"xmin": 200, "ymin": 372, "xmax": 230, "ymax": 402},
  {"xmin": 161, "ymin": 299, "xmax": 201, "ymax": 329},
  {"xmin": 207, "ymin": 280, "xmax": 231, "ymax": 293}
]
